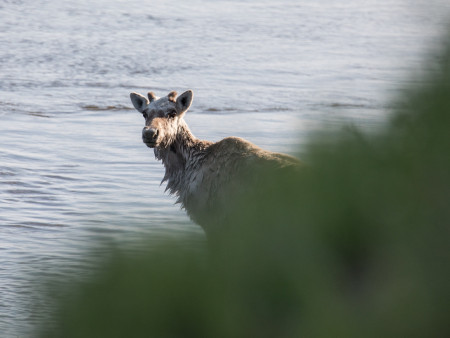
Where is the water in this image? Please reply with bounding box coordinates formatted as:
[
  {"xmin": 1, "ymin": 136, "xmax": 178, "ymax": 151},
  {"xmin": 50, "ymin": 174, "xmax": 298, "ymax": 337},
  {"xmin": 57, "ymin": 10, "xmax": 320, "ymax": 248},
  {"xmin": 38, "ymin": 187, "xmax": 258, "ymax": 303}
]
[{"xmin": 1, "ymin": 0, "xmax": 449, "ymax": 335}]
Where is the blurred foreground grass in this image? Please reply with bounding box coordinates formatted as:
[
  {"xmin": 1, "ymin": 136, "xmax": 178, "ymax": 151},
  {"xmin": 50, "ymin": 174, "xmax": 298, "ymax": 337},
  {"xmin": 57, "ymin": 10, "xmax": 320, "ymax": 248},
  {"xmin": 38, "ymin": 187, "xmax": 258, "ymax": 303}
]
[{"xmin": 38, "ymin": 42, "xmax": 450, "ymax": 337}]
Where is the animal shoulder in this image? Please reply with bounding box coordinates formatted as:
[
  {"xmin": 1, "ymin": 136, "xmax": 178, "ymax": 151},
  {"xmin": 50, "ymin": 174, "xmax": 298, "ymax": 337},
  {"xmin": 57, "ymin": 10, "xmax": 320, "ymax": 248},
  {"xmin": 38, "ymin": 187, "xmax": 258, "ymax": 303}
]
[
  {"xmin": 209, "ymin": 136, "xmax": 265, "ymax": 156},
  {"xmin": 210, "ymin": 136, "xmax": 298, "ymax": 164}
]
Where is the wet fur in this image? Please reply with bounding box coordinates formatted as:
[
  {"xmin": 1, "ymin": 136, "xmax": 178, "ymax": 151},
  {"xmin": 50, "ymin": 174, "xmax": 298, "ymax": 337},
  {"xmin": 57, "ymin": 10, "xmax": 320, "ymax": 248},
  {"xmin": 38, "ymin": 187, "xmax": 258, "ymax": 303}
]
[{"xmin": 130, "ymin": 90, "xmax": 300, "ymax": 234}]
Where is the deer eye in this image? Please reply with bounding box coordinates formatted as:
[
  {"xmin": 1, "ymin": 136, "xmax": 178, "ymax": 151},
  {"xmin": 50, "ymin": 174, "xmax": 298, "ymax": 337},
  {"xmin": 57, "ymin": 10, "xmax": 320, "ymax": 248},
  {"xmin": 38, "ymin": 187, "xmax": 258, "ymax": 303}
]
[{"xmin": 168, "ymin": 110, "xmax": 177, "ymax": 119}]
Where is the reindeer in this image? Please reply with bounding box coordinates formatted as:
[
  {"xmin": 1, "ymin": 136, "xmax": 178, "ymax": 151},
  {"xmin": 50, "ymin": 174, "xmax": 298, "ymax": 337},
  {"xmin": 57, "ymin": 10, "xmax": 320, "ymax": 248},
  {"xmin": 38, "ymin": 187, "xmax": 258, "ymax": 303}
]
[{"xmin": 130, "ymin": 90, "xmax": 300, "ymax": 236}]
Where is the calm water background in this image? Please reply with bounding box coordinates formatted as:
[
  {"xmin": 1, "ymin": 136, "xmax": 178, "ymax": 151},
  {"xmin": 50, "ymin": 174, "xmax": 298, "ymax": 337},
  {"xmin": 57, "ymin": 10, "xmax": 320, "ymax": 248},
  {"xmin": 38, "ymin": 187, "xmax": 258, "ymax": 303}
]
[{"xmin": 1, "ymin": 0, "xmax": 449, "ymax": 336}]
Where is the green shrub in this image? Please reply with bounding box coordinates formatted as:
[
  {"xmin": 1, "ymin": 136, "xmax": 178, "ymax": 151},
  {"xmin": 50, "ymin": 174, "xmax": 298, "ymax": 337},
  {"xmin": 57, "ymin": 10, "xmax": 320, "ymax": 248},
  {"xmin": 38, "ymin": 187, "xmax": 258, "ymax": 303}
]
[{"xmin": 39, "ymin": 41, "xmax": 450, "ymax": 338}]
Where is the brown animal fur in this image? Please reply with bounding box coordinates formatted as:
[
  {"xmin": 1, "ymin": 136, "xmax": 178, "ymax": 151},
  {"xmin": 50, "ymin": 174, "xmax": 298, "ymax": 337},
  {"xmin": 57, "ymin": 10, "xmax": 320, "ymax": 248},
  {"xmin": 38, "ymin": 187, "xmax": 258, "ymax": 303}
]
[{"xmin": 130, "ymin": 90, "xmax": 300, "ymax": 235}]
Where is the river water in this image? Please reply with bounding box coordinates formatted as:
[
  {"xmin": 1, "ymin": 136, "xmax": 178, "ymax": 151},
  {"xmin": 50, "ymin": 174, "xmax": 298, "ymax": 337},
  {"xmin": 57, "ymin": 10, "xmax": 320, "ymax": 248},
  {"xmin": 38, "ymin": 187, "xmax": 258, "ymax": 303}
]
[{"xmin": 1, "ymin": 0, "xmax": 449, "ymax": 336}]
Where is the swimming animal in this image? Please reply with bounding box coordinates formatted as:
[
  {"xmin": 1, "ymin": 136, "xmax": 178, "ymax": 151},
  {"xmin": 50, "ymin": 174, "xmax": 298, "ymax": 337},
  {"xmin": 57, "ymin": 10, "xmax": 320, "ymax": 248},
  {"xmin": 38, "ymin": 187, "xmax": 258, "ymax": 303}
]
[{"xmin": 130, "ymin": 90, "xmax": 299, "ymax": 236}]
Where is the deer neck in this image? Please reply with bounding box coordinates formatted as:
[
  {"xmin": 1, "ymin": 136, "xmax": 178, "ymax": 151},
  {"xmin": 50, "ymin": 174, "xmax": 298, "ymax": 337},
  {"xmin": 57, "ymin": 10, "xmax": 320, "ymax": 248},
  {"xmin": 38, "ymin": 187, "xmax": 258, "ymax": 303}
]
[{"xmin": 154, "ymin": 120, "xmax": 210, "ymax": 188}]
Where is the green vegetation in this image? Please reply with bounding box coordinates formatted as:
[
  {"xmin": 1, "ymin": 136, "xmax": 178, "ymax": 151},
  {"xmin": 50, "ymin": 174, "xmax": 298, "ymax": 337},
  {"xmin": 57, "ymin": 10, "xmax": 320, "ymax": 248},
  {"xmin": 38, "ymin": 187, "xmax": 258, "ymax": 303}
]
[{"xmin": 39, "ymin": 42, "xmax": 450, "ymax": 337}]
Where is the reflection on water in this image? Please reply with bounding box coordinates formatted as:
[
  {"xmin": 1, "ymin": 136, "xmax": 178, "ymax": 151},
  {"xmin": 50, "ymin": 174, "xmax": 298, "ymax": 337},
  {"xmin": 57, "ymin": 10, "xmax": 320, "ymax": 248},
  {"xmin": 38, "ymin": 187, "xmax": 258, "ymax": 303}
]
[{"xmin": 0, "ymin": 0, "xmax": 449, "ymax": 335}]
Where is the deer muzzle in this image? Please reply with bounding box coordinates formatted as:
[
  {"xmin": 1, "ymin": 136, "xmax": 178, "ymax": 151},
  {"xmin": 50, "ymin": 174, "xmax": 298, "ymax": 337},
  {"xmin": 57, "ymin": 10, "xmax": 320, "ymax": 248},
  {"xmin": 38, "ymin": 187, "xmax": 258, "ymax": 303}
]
[{"xmin": 142, "ymin": 126, "xmax": 159, "ymax": 147}]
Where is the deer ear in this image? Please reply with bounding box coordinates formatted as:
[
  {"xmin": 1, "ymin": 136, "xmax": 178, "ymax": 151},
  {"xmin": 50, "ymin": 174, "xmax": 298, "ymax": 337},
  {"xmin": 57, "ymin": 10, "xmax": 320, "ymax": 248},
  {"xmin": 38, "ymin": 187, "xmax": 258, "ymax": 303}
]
[
  {"xmin": 130, "ymin": 92, "xmax": 149, "ymax": 113},
  {"xmin": 176, "ymin": 90, "xmax": 193, "ymax": 115}
]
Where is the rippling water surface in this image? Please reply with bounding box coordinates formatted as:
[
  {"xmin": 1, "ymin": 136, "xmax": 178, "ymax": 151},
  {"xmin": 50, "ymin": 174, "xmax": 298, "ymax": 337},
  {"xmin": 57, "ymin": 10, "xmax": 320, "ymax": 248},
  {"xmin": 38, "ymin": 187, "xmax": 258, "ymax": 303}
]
[{"xmin": 1, "ymin": 0, "xmax": 449, "ymax": 335}]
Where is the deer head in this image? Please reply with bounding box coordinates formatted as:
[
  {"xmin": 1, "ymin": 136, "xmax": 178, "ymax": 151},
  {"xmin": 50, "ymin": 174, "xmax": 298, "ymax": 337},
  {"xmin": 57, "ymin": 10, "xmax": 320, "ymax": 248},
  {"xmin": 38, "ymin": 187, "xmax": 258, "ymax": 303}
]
[{"xmin": 130, "ymin": 90, "xmax": 193, "ymax": 148}]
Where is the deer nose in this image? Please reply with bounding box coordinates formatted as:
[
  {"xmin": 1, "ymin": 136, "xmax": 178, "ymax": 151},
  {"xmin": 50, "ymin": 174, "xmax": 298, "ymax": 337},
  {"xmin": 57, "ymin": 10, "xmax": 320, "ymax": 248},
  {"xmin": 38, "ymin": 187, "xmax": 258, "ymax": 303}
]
[{"xmin": 142, "ymin": 127, "xmax": 158, "ymax": 142}]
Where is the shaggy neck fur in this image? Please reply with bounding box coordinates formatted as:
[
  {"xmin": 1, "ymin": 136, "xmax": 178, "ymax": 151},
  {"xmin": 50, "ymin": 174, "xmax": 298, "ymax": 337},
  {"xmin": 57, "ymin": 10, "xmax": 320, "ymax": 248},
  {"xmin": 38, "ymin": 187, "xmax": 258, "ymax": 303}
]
[{"xmin": 154, "ymin": 120, "xmax": 212, "ymax": 205}]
